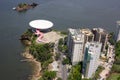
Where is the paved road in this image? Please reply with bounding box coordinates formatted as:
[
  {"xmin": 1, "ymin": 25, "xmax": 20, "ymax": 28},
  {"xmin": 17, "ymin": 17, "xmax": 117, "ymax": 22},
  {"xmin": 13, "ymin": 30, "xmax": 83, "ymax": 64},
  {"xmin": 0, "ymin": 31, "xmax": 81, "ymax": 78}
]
[
  {"xmin": 60, "ymin": 52, "xmax": 68, "ymax": 80},
  {"xmin": 54, "ymin": 40, "xmax": 68, "ymax": 80},
  {"xmin": 54, "ymin": 40, "xmax": 59, "ymax": 54},
  {"xmin": 62, "ymin": 65, "xmax": 67, "ymax": 80}
]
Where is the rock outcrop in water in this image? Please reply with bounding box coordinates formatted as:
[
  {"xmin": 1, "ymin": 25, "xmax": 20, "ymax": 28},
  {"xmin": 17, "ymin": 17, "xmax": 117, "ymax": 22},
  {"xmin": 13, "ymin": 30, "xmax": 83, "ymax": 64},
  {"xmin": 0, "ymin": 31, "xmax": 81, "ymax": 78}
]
[
  {"xmin": 20, "ymin": 29, "xmax": 33, "ymax": 45},
  {"xmin": 13, "ymin": 3, "xmax": 38, "ymax": 12}
]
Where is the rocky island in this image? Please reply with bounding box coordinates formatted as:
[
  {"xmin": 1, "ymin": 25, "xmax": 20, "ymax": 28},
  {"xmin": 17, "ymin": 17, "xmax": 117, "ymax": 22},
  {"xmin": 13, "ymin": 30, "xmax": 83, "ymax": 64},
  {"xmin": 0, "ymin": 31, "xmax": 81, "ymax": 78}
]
[{"xmin": 13, "ymin": 3, "xmax": 38, "ymax": 12}]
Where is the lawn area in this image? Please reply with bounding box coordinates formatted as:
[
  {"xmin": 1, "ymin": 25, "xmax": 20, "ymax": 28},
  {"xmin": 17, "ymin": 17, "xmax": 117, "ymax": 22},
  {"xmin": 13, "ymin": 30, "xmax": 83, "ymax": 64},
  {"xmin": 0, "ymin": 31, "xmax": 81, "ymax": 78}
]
[{"xmin": 107, "ymin": 73, "xmax": 120, "ymax": 80}]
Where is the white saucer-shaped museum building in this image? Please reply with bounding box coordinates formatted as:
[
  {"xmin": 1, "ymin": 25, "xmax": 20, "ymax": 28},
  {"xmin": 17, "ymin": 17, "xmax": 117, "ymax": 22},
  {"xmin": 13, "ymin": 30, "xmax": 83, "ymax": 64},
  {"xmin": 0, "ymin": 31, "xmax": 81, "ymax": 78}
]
[{"xmin": 29, "ymin": 19, "xmax": 53, "ymax": 30}]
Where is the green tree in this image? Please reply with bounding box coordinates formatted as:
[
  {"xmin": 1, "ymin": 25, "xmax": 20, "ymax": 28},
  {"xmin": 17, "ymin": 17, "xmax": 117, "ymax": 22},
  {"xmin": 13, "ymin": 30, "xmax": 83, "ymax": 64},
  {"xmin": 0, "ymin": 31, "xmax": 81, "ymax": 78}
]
[
  {"xmin": 59, "ymin": 38, "xmax": 64, "ymax": 45},
  {"xmin": 117, "ymin": 76, "xmax": 120, "ymax": 80},
  {"xmin": 58, "ymin": 37, "xmax": 68, "ymax": 53},
  {"xmin": 42, "ymin": 71, "xmax": 56, "ymax": 80},
  {"xmin": 82, "ymin": 78, "xmax": 92, "ymax": 80},
  {"xmin": 62, "ymin": 58, "xmax": 70, "ymax": 65},
  {"xmin": 29, "ymin": 43, "xmax": 53, "ymax": 62},
  {"xmin": 60, "ymin": 31, "xmax": 67, "ymax": 35},
  {"xmin": 108, "ymin": 32, "xmax": 115, "ymax": 45},
  {"xmin": 57, "ymin": 77, "xmax": 62, "ymax": 80},
  {"xmin": 93, "ymin": 66, "xmax": 104, "ymax": 79},
  {"xmin": 112, "ymin": 64, "xmax": 120, "ymax": 73},
  {"xmin": 68, "ymin": 63, "xmax": 82, "ymax": 80},
  {"xmin": 62, "ymin": 45, "xmax": 68, "ymax": 53},
  {"xmin": 106, "ymin": 40, "xmax": 120, "ymax": 80},
  {"xmin": 55, "ymin": 53, "xmax": 60, "ymax": 61},
  {"xmin": 18, "ymin": 3, "xmax": 27, "ymax": 8}
]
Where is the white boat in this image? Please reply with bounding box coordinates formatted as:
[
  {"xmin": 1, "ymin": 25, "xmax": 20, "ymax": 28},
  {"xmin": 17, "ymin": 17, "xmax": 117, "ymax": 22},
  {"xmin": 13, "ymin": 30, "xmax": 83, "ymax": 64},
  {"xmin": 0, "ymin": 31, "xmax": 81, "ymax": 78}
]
[{"xmin": 12, "ymin": 7, "xmax": 16, "ymax": 10}]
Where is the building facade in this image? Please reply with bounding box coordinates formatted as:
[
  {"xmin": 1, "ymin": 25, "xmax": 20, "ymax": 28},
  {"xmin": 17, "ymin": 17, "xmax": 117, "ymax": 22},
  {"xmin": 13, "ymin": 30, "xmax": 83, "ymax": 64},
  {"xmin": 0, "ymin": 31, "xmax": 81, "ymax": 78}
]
[
  {"xmin": 83, "ymin": 42, "xmax": 102, "ymax": 78},
  {"xmin": 116, "ymin": 21, "xmax": 120, "ymax": 42},
  {"xmin": 67, "ymin": 28, "xmax": 85, "ymax": 65},
  {"xmin": 92, "ymin": 28, "xmax": 108, "ymax": 52}
]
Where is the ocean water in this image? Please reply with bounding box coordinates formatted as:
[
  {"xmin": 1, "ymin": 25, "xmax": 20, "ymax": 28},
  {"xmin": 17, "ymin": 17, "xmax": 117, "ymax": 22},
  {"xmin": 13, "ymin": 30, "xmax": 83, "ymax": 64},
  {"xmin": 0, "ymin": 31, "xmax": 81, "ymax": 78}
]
[{"xmin": 0, "ymin": 0, "xmax": 120, "ymax": 80}]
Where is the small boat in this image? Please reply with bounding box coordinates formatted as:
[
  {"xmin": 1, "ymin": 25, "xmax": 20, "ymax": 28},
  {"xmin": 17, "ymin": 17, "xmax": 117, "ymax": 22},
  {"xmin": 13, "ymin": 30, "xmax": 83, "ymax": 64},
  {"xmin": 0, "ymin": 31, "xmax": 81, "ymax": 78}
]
[{"xmin": 12, "ymin": 7, "xmax": 16, "ymax": 10}]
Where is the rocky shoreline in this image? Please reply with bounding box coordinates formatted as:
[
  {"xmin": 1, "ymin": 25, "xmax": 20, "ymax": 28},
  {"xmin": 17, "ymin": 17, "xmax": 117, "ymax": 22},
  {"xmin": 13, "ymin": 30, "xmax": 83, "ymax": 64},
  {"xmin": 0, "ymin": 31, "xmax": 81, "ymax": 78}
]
[
  {"xmin": 22, "ymin": 48, "xmax": 41, "ymax": 80},
  {"xmin": 20, "ymin": 30, "xmax": 64, "ymax": 80}
]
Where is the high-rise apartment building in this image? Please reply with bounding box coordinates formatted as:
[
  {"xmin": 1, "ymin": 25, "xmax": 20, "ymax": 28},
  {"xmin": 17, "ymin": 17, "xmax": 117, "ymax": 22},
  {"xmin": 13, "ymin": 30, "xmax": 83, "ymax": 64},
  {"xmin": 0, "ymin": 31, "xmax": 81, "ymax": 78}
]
[
  {"xmin": 67, "ymin": 28, "xmax": 85, "ymax": 65},
  {"xmin": 80, "ymin": 28, "xmax": 94, "ymax": 42},
  {"xmin": 83, "ymin": 42, "xmax": 102, "ymax": 78},
  {"xmin": 116, "ymin": 21, "xmax": 120, "ymax": 41},
  {"xmin": 92, "ymin": 28, "xmax": 108, "ymax": 52}
]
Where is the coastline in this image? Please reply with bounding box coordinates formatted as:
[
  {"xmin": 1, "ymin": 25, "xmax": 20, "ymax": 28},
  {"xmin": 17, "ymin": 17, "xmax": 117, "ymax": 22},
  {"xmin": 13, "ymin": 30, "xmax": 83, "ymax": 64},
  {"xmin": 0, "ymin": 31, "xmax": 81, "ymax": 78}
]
[
  {"xmin": 20, "ymin": 30, "xmax": 64, "ymax": 80},
  {"xmin": 22, "ymin": 47, "xmax": 41, "ymax": 80}
]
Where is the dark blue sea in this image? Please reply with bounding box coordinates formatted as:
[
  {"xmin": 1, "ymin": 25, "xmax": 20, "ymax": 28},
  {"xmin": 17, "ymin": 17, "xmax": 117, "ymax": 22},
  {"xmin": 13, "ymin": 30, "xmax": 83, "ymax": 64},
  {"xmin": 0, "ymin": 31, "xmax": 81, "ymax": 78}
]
[{"xmin": 0, "ymin": 0, "xmax": 120, "ymax": 80}]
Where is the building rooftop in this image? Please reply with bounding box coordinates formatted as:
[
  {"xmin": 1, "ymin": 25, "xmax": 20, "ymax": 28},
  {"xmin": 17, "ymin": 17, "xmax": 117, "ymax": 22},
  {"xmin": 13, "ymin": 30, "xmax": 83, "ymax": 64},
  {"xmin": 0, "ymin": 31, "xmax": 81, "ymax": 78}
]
[
  {"xmin": 80, "ymin": 28, "xmax": 93, "ymax": 36},
  {"xmin": 29, "ymin": 19, "xmax": 53, "ymax": 29},
  {"xmin": 92, "ymin": 28, "xmax": 108, "ymax": 34},
  {"xmin": 117, "ymin": 21, "xmax": 120, "ymax": 25},
  {"xmin": 69, "ymin": 28, "xmax": 85, "ymax": 42}
]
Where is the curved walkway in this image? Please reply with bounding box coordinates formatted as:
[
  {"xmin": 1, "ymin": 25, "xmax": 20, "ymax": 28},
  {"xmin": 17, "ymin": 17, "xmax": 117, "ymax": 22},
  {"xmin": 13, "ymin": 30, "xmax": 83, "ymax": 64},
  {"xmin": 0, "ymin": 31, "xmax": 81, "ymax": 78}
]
[{"xmin": 35, "ymin": 29, "xmax": 44, "ymax": 42}]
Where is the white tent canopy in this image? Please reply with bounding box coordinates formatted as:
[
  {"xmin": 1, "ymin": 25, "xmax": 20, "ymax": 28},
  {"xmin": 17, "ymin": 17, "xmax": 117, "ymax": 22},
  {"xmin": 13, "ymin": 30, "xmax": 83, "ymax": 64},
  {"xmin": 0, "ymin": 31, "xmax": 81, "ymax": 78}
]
[{"xmin": 29, "ymin": 19, "xmax": 53, "ymax": 29}]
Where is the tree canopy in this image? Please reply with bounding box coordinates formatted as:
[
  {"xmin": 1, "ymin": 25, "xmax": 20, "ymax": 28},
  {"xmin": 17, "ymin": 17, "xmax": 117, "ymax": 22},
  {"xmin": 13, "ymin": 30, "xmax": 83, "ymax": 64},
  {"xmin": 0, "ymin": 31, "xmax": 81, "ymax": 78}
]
[
  {"xmin": 29, "ymin": 43, "xmax": 53, "ymax": 62},
  {"xmin": 107, "ymin": 40, "xmax": 120, "ymax": 79},
  {"xmin": 41, "ymin": 71, "xmax": 56, "ymax": 80},
  {"xmin": 68, "ymin": 63, "xmax": 82, "ymax": 80}
]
